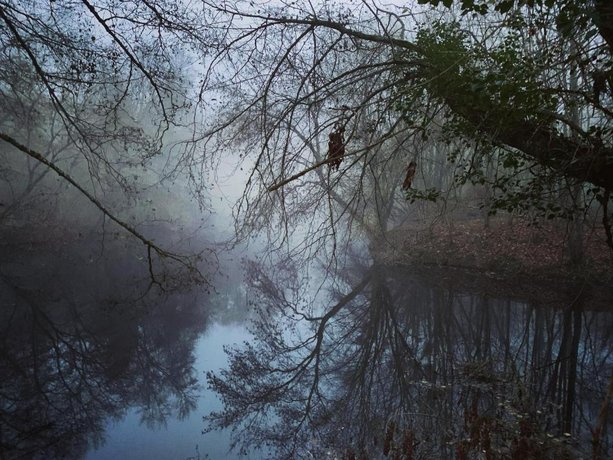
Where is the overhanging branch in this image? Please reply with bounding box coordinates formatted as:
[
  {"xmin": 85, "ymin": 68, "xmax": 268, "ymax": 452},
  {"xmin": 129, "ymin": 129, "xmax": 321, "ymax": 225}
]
[{"xmin": 0, "ymin": 132, "xmax": 207, "ymax": 287}]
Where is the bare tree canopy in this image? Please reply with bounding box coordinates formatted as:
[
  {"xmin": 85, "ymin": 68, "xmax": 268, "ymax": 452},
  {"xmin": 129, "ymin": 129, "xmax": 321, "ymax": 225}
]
[
  {"xmin": 1, "ymin": 0, "xmax": 612, "ymax": 258},
  {"xmin": 198, "ymin": 0, "xmax": 613, "ymax": 252},
  {"xmin": 0, "ymin": 0, "xmax": 215, "ymax": 284}
]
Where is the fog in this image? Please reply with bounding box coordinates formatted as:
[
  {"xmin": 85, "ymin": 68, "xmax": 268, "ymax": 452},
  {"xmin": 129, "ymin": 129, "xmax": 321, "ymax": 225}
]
[{"xmin": 2, "ymin": 1, "xmax": 613, "ymax": 459}]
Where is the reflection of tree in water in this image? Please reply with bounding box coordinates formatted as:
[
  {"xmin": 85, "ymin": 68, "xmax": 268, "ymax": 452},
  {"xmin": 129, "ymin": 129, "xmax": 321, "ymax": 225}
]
[
  {"xmin": 206, "ymin": 259, "xmax": 613, "ymax": 459},
  {"xmin": 0, "ymin": 230, "xmax": 210, "ymax": 458}
]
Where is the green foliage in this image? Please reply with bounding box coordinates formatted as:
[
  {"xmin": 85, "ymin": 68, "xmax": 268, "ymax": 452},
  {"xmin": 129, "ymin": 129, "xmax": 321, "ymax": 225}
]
[
  {"xmin": 392, "ymin": 4, "xmax": 604, "ymax": 217},
  {"xmin": 396, "ymin": 13, "xmax": 560, "ymax": 133},
  {"xmin": 405, "ymin": 187, "xmax": 441, "ymax": 204},
  {"xmin": 416, "ymin": 0, "xmax": 606, "ymax": 57},
  {"xmin": 417, "ymin": 20, "xmax": 555, "ymax": 123},
  {"xmin": 488, "ymin": 175, "xmax": 576, "ymax": 219}
]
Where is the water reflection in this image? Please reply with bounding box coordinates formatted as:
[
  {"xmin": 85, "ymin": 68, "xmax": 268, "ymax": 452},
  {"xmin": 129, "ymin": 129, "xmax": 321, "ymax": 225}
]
[
  {"xmin": 0, "ymin": 229, "xmax": 211, "ymax": 458},
  {"xmin": 206, "ymin": 259, "xmax": 613, "ymax": 459},
  {"xmin": 87, "ymin": 323, "xmax": 251, "ymax": 460}
]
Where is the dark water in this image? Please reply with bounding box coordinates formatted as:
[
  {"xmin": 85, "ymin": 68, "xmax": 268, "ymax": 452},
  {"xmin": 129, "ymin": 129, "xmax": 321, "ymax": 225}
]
[
  {"xmin": 0, "ymin": 226, "xmax": 250, "ymax": 459},
  {"xmin": 1, "ymin": 230, "xmax": 612, "ymax": 459},
  {"xmin": 205, "ymin": 260, "xmax": 613, "ymax": 459},
  {"xmin": 86, "ymin": 323, "xmax": 249, "ymax": 460}
]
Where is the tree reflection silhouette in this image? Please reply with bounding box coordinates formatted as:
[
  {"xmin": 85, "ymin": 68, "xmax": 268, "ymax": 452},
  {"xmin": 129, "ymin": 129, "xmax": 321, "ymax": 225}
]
[
  {"xmin": 206, "ymin": 259, "xmax": 613, "ymax": 459},
  {"xmin": 0, "ymin": 232, "xmax": 209, "ymax": 458}
]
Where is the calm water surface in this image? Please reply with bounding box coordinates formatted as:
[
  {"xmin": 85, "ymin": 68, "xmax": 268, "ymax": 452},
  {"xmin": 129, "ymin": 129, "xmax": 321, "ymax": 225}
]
[
  {"xmin": 87, "ymin": 323, "xmax": 251, "ymax": 460},
  {"xmin": 1, "ymin": 230, "xmax": 612, "ymax": 459}
]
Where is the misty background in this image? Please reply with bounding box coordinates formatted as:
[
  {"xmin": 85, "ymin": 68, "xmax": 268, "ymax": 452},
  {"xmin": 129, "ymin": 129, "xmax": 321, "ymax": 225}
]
[{"xmin": 1, "ymin": 0, "xmax": 613, "ymax": 459}]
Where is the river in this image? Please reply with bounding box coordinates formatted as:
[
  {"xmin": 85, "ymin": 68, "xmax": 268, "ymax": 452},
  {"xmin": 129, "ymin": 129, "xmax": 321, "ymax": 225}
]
[{"xmin": 1, "ymin": 227, "xmax": 612, "ymax": 459}]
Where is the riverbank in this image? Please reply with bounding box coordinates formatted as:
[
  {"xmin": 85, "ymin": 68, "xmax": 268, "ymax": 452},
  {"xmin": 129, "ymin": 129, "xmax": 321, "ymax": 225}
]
[{"xmin": 375, "ymin": 217, "xmax": 613, "ymax": 307}]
